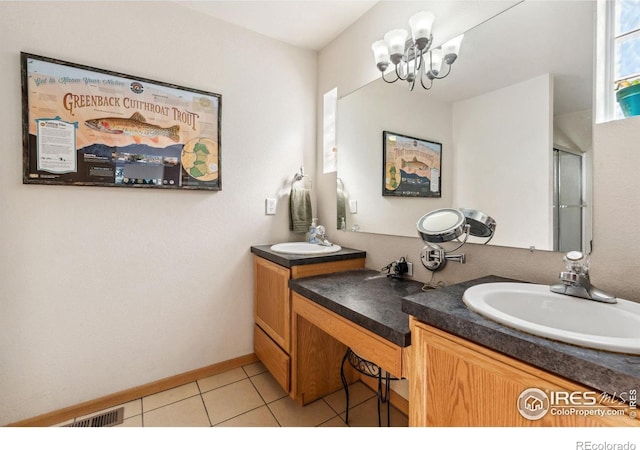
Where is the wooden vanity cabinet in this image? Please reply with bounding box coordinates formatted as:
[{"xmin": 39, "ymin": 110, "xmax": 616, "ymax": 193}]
[
  {"xmin": 253, "ymin": 255, "xmax": 365, "ymax": 394},
  {"xmin": 409, "ymin": 319, "xmax": 639, "ymax": 427}
]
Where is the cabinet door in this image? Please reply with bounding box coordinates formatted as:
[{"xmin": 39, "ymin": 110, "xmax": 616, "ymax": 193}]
[
  {"xmin": 410, "ymin": 320, "xmax": 639, "ymax": 427},
  {"xmin": 254, "ymin": 256, "xmax": 291, "ymax": 352}
]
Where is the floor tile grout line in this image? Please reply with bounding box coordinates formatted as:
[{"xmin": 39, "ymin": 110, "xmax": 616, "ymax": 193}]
[
  {"xmin": 243, "ymin": 373, "xmax": 283, "ymax": 426},
  {"xmin": 264, "ymin": 401, "xmax": 284, "ymax": 427},
  {"xmin": 325, "ymin": 382, "xmax": 377, "ymax": 416},
  {"xmin": 200, "ymin": 371, "xmax": 272, "ymax": 427},
  {"xmin": 321, "ymin": 396, "xmax": 343, "ymax": 416},
  {"xmin": 246, "ymin": 372, "xmax": 268, "ymax": 404},
  {"xmin": 319, "ymin": 398, "xmax": 343, "ymax": 427},
  {"xmin": 195, "ymin": 382, "xmax": 213, "ymax": 427},
  {"xmin": 142, "ymin": 392, "xmax": 202, "ymax": 414},
  {"xmin": 194, "ymin": 375, "xmax": 213, "ymax": 426},
  {"xmin": 241, "ymin": 363, "xmax": 268, "ymax": 379},
  {"xmin": 197, "ymin": 372, "xmax": 250, "ymax": 395},
  {"xmin": 246, "ymin": 372, "xmax": 289, "ymax": 407},
  {"xmin": 317, "ymin": 413, "xmax": 347, "ymax": 427},
  {"xmin": 212, "ymin": 404, "xmax": 279, "ymax": 427}
]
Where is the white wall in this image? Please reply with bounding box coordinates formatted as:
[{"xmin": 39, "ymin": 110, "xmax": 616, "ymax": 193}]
[
  {"xmin": 453, "ymin": 74, "xmax": 553, "ymax": 250},
  {"xmin": 0, "ymin": 1, "xmax": 316, "ymax": 425},
  {"xmin": 592, "ymin": 115, "xmax": 640, "ymax": 295}
]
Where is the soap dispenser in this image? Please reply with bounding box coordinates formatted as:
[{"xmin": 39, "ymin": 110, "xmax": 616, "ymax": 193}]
[{"xmin": 309, "ymin": 218, "xmax": 318, "ymax": 244}]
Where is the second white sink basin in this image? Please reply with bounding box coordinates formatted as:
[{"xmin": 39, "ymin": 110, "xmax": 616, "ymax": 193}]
[
  {"xmin": 270, "ymin": 242, "xmax": 342, "ymax": 255},
  {"xmin": 463, "ymin": 282, "xmax": 640, "ymax": 355}
]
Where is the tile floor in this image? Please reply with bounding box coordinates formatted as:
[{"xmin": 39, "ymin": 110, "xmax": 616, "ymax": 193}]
[{"xmin": 56, "ymin": 361, "xmax": 408, "ymax": 427}]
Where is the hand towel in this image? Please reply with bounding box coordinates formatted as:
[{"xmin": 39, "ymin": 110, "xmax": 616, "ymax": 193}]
[
  {"xmin": 290, "ymin": 187, "xmax": 312, "ymax": 233},
  {"xmin": 337, "ymin": 181, "xmax": 346, "ymax": 229}
]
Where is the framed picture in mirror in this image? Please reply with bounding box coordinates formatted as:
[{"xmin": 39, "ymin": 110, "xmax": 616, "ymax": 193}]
[{"xmin": 382, "ymin": 131, "xmax": 442, "ymax": 198}]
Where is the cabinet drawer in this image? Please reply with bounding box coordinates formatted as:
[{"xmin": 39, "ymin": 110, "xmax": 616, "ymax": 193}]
[
  {"xmin": 254, "ymin": 324, "xmax": 290, "ymax": 392},
  {"xmin": 254, "ymin": 256, "xmax": 291, "ymax": 352}
]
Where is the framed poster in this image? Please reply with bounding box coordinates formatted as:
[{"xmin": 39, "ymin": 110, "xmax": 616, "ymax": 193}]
[
  {"xmin": 382, "ymin": 131, "xmax": 441, "ymax": 198},
  {"xmin": 21, "ymin": 53, "xmax": 221, "ymax": 190}
]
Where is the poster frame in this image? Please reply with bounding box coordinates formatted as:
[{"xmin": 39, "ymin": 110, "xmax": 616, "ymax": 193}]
[
  {"xmin": 21, "ymin": 52, "xmax": 222, "ymax": 191},
  {"xmin": 382, "ymin": 130, "xmax": 442, "ymax": 198}
]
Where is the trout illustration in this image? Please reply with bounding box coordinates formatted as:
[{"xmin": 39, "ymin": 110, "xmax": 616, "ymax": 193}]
[
  {"xmin": 401, "ymin": 157, "xmax": 428, "ymax": 171},
  {"xmin": 85, "ymin": 112, "xmax": 180, "ymax": 143}
]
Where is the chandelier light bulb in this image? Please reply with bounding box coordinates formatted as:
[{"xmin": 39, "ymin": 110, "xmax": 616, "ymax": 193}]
[
  {"xmin": 409, "ymin": 11, "xmax": 435, "ymax": 50},
  {"xmin": 442, "ymin": 34, "xmax": 464, "ymax": 64},
  {"xmin": 384, "ymin": 28, "xmax": 408, "ymax": 65},
  {"xmin": 371, "ymin": 40, "xmax": 391, "ymax": 72}
]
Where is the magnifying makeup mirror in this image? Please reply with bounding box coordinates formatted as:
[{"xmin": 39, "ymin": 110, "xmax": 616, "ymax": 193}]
[
  {"xmin": 417, "ymin": 208, "xmax": 467, "ymax": 243},
  {"xmin": 460, "ymin": 208, "xmax": 497, "ymax": 242},
  {"xmin": 417, "ymin": 208, "xmax": 496, "ymax": 271}
]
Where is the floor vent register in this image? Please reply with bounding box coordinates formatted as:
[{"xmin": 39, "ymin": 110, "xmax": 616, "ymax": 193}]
[{"xmin": 64, "ymin": 407, "xmax": 124, "ymax": 427}]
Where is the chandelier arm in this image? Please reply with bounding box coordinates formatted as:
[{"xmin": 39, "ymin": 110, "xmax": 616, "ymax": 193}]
[
  {"xmin": 432, "ymin": 62, "xmax": 453, "ymax": 80},
  {"xmin": 413, "ymin": 45, "xmax": 426, "ymax": 74},
  {"xmin": 419, "ymin": 72, "xmax": 433, "ymax": 90},
  {"xmin": 381, "ymin": 70, "xmax": 399, "ymax": 83},
  {"xmin": 395, "ymin": 63, "xmax": 409, "ymax": 81},
  {"xmin": 417, "ymin": 50, "xmax": 427, "ymax": 76},
  {"xmin": 410, "ymin": 46, "xmax": 418, "ymax": 83}
]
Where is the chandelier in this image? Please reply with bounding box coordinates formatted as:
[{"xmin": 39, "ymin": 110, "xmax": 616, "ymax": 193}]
[{"xmin": 371, "ymin": 11, "xmax": 464, "ymax": 91}]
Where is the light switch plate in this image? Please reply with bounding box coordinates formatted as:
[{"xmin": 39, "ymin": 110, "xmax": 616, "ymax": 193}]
[
  {"xmin": 349, "ymin": 199, "xmax": 357, "ymax": 214},
  {"xmin": 265, "ymin": 198, "xmax": 277, "ymax": 215}
]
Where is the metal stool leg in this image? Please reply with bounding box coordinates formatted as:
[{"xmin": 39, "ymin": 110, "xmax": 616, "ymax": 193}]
[
  {"xmin": 343, "ymin": 348, "xmax": 399, "ymax": 427},
  {"xmin": 341, "ymin": 349, "xmax": 351, "ymax": 425},
  {"xmin": 385, "ymin": 372, "xmax": 391, "ymax": 427},
  {"xmin": 376, "ymin": 372, "xmax": 382, "ymax": 427},
  {"xmin": 376, "ymin": 371, "xmax": 393, "ymax": 427}
]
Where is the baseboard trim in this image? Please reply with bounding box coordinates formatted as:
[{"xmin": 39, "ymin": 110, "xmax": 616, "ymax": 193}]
[{"xmin": 8, "ymin": 353, "xmax": 259, "ymax": 427}]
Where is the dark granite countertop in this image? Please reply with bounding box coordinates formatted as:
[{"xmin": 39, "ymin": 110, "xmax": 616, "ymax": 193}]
[
  {"xmin": 251, "ymin": 244, "xmax": 366, "ymax": 268},
  {"xmin": 401, "ymin": 275, "xmax": 640, "ymax": 395},
  {"xmin": 289, "ymin": 269, "xmax": 424, "ymax": 347}
]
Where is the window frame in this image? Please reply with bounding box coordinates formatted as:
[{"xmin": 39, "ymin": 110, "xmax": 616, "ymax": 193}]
[{"xmin": 597, "ymin": 0, "xmax": 640, "ymax": 122}]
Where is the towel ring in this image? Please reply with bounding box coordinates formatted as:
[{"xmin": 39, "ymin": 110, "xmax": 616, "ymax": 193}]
[{"xmin": 293, "ymin": 167, "xmax": 312, "ymax": 189}]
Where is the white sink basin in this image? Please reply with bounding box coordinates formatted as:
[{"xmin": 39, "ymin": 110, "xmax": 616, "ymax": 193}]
[
  {"xmin": 463, "ymin": 282, "xmax": 640, "ymax": 354},
  {"xmin": 270, "ymin": 242, "xmax": 342, "ymax": 255}
]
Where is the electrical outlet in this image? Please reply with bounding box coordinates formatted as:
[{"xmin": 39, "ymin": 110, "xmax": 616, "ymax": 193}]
[
  {"xmin": 349, "ymin": 199, "xmax": 358, "ymax": 214},
  {"xmin": 265, "ymin": 198, "xmax": 277, "ymax": 215},
  {"xmin": 406, "ymin": 261, "xmax": 413, "ymax": 277}
]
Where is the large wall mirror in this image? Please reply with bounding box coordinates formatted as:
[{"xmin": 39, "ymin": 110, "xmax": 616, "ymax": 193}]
[{"xmin": 336, "ymin": 0, "xmax": 594, "ymax": 253}]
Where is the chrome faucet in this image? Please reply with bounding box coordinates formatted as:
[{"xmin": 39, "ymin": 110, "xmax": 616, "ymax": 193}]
[
  {"xmin": 314, "ymin": 225, "xmax": 333, "ymax": 246},
  {"xmin": 550, "ymin": 251, "xmax": 617, "ymax": 304}
]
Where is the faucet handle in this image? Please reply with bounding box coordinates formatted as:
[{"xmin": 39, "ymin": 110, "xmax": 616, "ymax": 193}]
[{"xmin": 563, "ymin": 251, "xmax": 589, "ymax": 275}]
